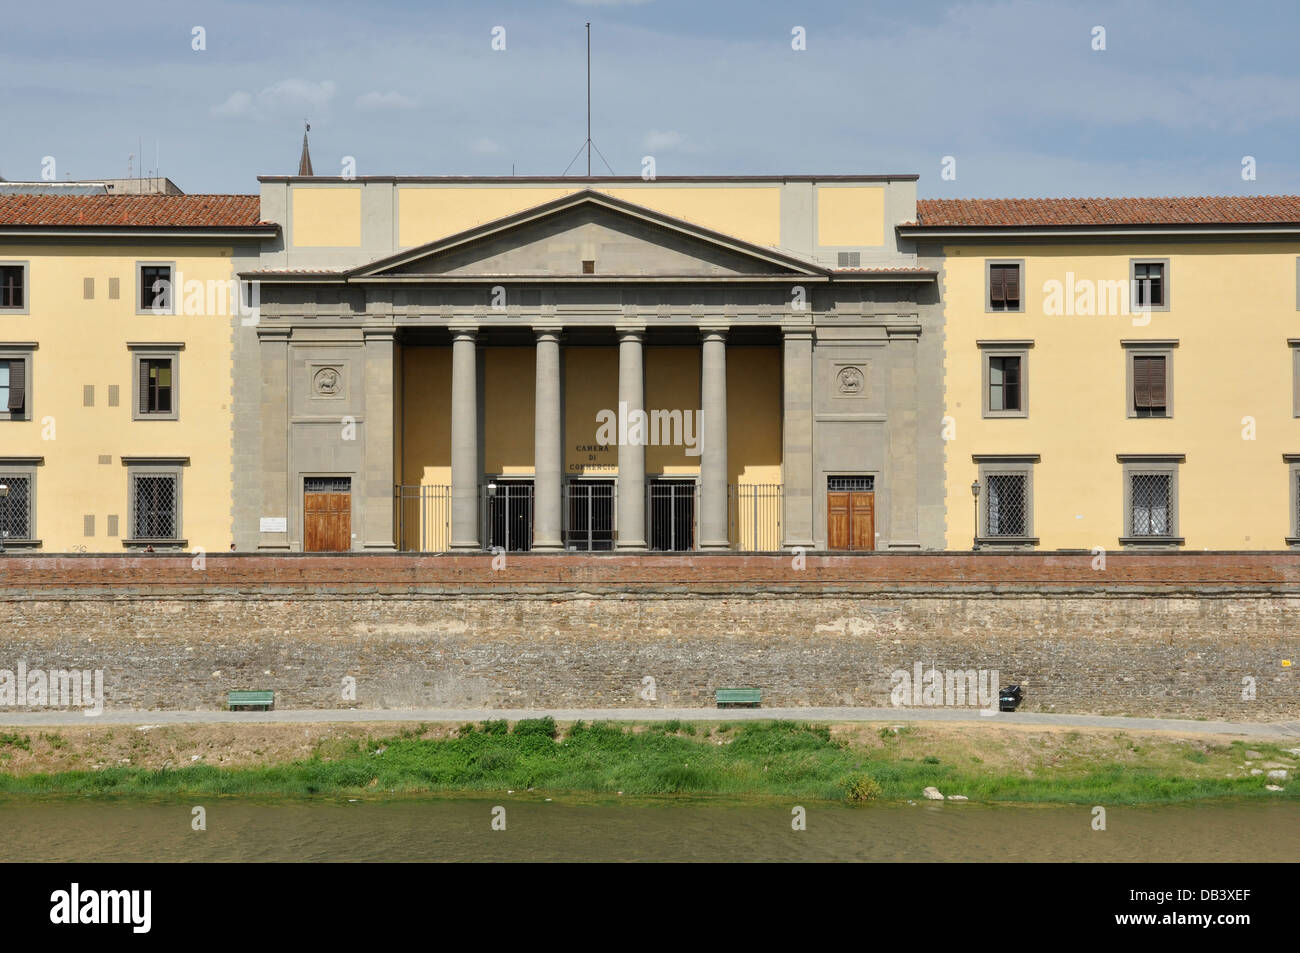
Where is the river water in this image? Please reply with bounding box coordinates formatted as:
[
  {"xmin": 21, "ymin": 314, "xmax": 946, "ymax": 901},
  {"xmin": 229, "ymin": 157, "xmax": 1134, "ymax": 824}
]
[{"xmin": 2, "ymin": 797, "xmax": 1297, "ymax": 862}]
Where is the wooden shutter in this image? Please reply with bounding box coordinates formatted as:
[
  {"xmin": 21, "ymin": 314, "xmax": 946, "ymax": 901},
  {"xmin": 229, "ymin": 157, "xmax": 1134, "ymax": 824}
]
[
  {"xmin": 1003, "ymin": 264, "xmax": 1020, "ymax": 302},
  {"xmin": 138, "ymin": 358, "xmax": 151, "ymax": 414},
  {"xmin": 1133, "ymin": 355, "xmax": 1166, "ymax": 409},
  {"xmin": 7, "ymin": 359, "xmax": 24, "ymax": 412},
  {"xmin": 989, "ymin": 266, "xmax": 1005, "ymax": 304}
]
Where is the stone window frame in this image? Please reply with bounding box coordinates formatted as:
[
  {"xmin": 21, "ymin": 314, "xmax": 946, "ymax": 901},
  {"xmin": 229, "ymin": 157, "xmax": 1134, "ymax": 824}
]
[
  {"xmin": 122, "ymin": 456, "xmax": 188, "ymax": 548},
  {"xmin": 1123, "ymin": 339, "xmax": 1177, "ymax": 419},
  {"xmin": 1285, "ymin": 454, "xmax": 1300, "ymax": 547},
  {"xmin": 974, "ymin": 454, "xmax": 1039, "ymax": 548},
  {"xmin": 1118, "ymin": 453, "xmax": 1185, "ymax": 548},
  {"xmin": 984, "ymin": 258, "xmax": 1025, "ymax": 313},
  {"xmin": 135, "ymin": 260, "xmax": 176, "ymax": 315},
  {"xmin": 978, "ymin": 339, "xmax": 1032, "ymax": 418},
  {"xmin": 0, "ymin": 456, "xmax": 43, "ymax": 548},
  {"xmin": 0, "ymin": 260, "xmax": 31, "ymax": 314},
  {"xmin": 0, "ymin": 342, "xmax": 36, "ymax": 422},
  {"xmin": 1129, "ymin": 257, "xmax": 1171, "ymax": 312},
  {"xmin": 128, "ymin": 343, "xmax": 183, "ymax": 421},
  {"xmin": 1288, "ymin": 340, "xmax": 1300, "ymax": 417}
]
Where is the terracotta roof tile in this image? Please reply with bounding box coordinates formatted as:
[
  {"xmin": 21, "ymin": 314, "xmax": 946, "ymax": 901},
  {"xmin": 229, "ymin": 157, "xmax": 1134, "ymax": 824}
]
[
  {"xmin": 0, "ymin": 194, "xmax": 266, "ymax": 227},
  {"xmin": 913, "ymin": 196, "xmax": 1300, "ymax": 227}
]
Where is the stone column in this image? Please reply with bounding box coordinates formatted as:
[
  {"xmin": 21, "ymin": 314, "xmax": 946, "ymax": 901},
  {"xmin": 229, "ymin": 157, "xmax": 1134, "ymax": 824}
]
[
  {"xmin": 886, "ymin": 324, "xmax": 923, "ymax": 549},
  {"xmin": 533, "ymin": 328, "xmax": 564, "ymax": 551},
  {"xmin": 362, "ymin": 328, "xmax": 397, "ymax": 550},
  {"xmin": 450, "ymin": 327, "xmax": 481, "ymax": 550},
  {"xmin": 781, "ymin": 327, "xmax": 816, "ymax": 549},
  {"xmin": 615, "ymin": 327, "xmax": 647, "ymax": 550},
  {"xmin": 699, "ymin": 328, "xmax": 730, "ymax": 550},
  {"xmin": 256, "ymin": 327, "xmax": 291, "ymax": 551}
]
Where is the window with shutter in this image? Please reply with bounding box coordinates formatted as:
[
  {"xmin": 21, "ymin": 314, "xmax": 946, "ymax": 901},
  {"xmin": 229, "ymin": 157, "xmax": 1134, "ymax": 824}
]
[
  {"xmin": 988, "ymin": 263, "xmax": 1022, "ymax": 310},
  {"xmin": 1133, "ymin": 355, "xmax": 1167, "ymax": 417},
  {"xmin": 6, "ymin": 358, "xmax": 24, "ymax": 415}
]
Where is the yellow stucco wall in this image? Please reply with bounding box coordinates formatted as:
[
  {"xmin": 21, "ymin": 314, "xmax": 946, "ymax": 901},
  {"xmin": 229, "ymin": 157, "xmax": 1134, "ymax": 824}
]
[
  {"xmin": 292, "ymin": 187, "xmax": 362, "ymax": 247},
  {"xmin": 484, "ymin": 347, "xmax": 536, "ymax": 475},
  {"xmin": 0, "ymin": 244, "xmax": 237, "ymax": 552},
  {"xmin": 645, "ymin": 346, "xmax": 701, "ymax": 476},
  {"xmin": 564, "ymin": 347, "xmax": 619, "ymax": 476},
  {"xmin": 396, "ymin": 186, "xmax": 782, "ymax": 249},
  {"xmin": 943, "ymin": 242, "xmax": 1300, "ymax": 549},
  {"xmin": 727, "ymin": 346, "xmax": 783, "ymax": 485},
  {"xmin": 816, "ymin": 186, "xmax": 885, "ymax": 247}
]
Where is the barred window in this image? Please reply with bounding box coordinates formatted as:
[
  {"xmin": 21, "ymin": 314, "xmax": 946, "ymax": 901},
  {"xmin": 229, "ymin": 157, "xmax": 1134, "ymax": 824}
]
[
  {"xmin": 1130, "ymin": 473, "xmax": 1171, "ymax": 536},
  {"xmin": 132, "ymin": 474, "xmax": 178, "ymax": 539},
  {"xmin": 828, "ymin": 476, "xmax": 875, "ymax": 491},
  {"xmin": 0, "ymin": 474, "xmax": 32, "ymax": 540},
  {"xmin": 985, "ymin": 473, "xmax": 1027, "ymax": 537}
]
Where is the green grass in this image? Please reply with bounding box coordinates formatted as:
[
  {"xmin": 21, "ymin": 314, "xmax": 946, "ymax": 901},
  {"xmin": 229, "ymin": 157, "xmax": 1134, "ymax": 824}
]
[{"xmin": 0, "ymin": 720, "xmax": 1294, "ymax": 805}]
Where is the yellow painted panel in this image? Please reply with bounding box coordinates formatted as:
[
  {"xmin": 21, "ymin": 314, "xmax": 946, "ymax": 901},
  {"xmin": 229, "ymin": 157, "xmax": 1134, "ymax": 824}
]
[
  {"xmin": 817, "ymin": 186, "xmax": 884, "ymax": 247},
  {"xmin": 727, "ymin": 346, "xmax": 783, "ymax": 484},
  {"xmin": 0, "ymin": 244, "xmax": 236, "ymax": 552},
  {"xmin": 483, "ymin": 348, "xmax": 535, "ymax": 474},
  {"xmin": 603, "ymin": 187, "xmax": 781, "ymax": 247},
  {"xmin": 565, "ymin": 347, "xmax": 618, "ymax": 476},
  {"xmin": 398, "ymin": 187, "xmax": 576, "ymax": 247},
  {"xmin": 292, "ymin": 187, "xmax": 362, "ymax": 247},
  {"xmin": 399, "ymin": 347, "xmax": 451, "ymax": 485},
  {"xmin": 645, "ymin": 347, "xmax": 701, "ymax": 475},
  {"xmin": 941, "ymin": 242, "xmax": 1300, "ymax": 550}
]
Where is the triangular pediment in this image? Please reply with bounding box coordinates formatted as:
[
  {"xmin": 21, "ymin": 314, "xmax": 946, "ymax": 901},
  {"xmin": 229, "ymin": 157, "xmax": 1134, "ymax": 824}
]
[{"xmin": 351, "ymin": 190, "xmax": 825, "ymax": 280}]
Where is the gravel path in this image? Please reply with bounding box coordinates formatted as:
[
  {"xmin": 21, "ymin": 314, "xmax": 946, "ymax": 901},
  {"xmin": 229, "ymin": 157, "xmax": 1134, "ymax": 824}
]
[{"xmin": 1, "ymin": 706, "xmax": 1296, "ymax": 738}]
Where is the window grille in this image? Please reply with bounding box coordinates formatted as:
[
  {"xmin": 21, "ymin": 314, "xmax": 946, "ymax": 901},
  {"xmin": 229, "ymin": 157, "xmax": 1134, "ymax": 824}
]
[
  {"xmin": 828, "ymin": 476, "xmax": 875, "ymax": 492},
  {"xmin": 0, "ymin": 474, "xmax": 31, "ymax": 539},
  {"xmin": 649, "ymin": 480, "xmax": 696, "ymax": 551},
  {"xmin": 565, "ymin": 481, "xmax": 614, "ymax": 551},
  {"xmin": 985, "ymin": 473, "xmax": 1027, "ymax": 537},
  {"xmin": 132, "ymin": 474, "xmax": 177, "ymax": 539},
  {"xmin": 1130, "ymin": 473, "xmax": 1171, "ymax": 536},
  {"xmin": 305, "ymin": 477, "xmax": 351, "ymax": 494}
]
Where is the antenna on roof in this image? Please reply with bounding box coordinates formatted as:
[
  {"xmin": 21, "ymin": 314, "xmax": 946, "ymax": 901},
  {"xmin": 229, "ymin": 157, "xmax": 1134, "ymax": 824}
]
[{"xmin": 562, "ymin": 22, "xmax": 614, "ymax": 177}]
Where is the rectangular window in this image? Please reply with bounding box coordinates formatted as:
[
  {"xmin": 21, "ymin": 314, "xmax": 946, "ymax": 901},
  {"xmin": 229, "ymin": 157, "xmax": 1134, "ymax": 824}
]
[
  {"xmin": 1133, "ymin": 355, "xmax": 1168, "ymax": 417},
  {"xmin": 649, "ymin": 479, "xmax": 696, "ymax": 551},
  {"xmin": 1129, "ymin": 473, "xmax": 1171, "ymax": 536},
  {"xmin": 137, "ymin": 263, "xmax": 174, "ymax": 313},
  {"xmin": 989, "ymin": 356, "xmax": 1021, "ymax": 412},
  {"xmin": 0, "ymin": 473, "xmax": 33, "ymax": 541},
  {"xmin": 0, "ymin": 264, "xmax": 25, "ymax": 310},
  {"xmin": 131, "ymin": 473, "xmax": 178, "ymax": 540},
  {"xmin": 565, "ymin": 480, "xmax": 614, "ymax": 551},
  {"xmin": 975, "ymin": 456, "xmax": 1037, "ymax": 545},
  {"xmin": 1131, "ymin": 258, "xmax": 1169, "ymax": 311},
  {"xmin": 131, "ymin": 348, "xmax": 181, "ymax": 420},
  {"xmin": 0, "ymin": 356, "xmax": 28, "ymax": 419},
  {"xmin": 987, "ymin": 262, "xmax": 1023, "ymax": 312},
  {"xmin": 143, "ymin": 359, "xmax": 172, "ymax": 414}
]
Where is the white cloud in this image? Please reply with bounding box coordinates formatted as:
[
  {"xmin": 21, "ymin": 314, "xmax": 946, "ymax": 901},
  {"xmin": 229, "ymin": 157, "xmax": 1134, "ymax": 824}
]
[
  {"xmin": 210, "ymin": 79, "xmax": 336, "ymax": 120},
  {"xmin": 356, "ymin": 91, "xmax": 418, "ymax": 110}
]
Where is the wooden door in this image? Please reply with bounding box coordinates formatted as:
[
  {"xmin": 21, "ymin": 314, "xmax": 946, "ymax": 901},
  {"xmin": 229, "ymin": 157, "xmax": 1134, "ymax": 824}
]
[
  {"xmin": 828, "ymin": 490, "xmax": 874, "ymax": 551},
  {"xmin": 304, "ymin": 486, "xmax": 351, "ymax": 552}
]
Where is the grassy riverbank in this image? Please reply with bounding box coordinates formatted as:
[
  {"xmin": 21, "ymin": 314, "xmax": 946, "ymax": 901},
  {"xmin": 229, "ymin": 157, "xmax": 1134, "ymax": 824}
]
[{"xmin": 0, "ymin": 719, "xmax": 1295, "ymax": 804}]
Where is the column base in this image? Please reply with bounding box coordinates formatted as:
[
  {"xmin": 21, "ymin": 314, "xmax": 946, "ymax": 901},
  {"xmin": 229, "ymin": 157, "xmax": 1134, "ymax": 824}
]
[
  {"xmin": 616, "ymin": 540, "xmax": 647, "ymax": 551},
  {"xmin": 531, "ymin": 541, "xmax": 565, "ymax": 552},
  {"xmin": 699, "ymin": 541, "xmax": 731, "ymax": 552}
]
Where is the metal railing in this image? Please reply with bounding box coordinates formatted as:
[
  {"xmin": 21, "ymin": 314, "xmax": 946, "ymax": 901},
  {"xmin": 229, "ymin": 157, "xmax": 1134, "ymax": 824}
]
[
  {"xmin": 729, "ymin": 483, "xmax": 783, "ymax": 551},
  {"xmin": 564, "ymin": 480, "xmax": 615, "ymax": 551},
  {"xmin": 394, "ymin": 484, "xmax": 451, "ymax": 552},
  {"xmin": 395, "ymin": 480, "xmax": 785, "ymax": 552}
]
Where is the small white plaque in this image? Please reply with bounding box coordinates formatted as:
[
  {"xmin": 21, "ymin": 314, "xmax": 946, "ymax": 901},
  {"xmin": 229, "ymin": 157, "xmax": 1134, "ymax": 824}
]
[{"xmin": 260, "ymin": 517, "xmax": 287, "ymax": 533}]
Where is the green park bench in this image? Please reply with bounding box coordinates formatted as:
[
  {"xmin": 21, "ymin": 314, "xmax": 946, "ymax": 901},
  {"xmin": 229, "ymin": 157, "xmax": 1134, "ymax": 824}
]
[
  {"xmin": 227, "ymin": 690, "xmax": 275, "ymax": 711},
  {"xmin": 715, "ymin": 687, "xmax": 762, "ymax": 708}
]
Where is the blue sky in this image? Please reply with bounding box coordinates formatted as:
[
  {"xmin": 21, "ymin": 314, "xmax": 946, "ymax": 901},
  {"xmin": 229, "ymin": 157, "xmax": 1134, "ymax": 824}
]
[{"xmin": 1, "ymin": 0, "xmax": 1297, "ymax": 197}]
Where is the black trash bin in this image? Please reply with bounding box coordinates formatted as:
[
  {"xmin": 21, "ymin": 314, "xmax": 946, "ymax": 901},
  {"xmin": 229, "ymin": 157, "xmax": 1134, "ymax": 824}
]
[{"xmin": 999, "ymin": 684, "xmax": 1023, "ymax": 712}]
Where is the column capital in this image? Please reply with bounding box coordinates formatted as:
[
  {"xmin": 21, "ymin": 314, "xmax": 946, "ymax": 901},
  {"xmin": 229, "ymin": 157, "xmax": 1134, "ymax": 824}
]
[
  {"xmin": 700, "ymin": 327, "xmax": 729, "ymax": 341},
  {"xmin": 533, "ymin": 327, "xmax": 565, "ymax": 342},
  {"xmin": 616, "ymin": 326, "xmax": 646, "ymax": 342},
  {"xmin": 449, "ymin": 325, "xmax": 479, "ymax": 341},
  {"xmin": 780, "ymin": 326, "xmax": 815, "ymax": 341},
  {"xmin": 362, "ymin": 326, "xmax": 398, "ymax": 342}
]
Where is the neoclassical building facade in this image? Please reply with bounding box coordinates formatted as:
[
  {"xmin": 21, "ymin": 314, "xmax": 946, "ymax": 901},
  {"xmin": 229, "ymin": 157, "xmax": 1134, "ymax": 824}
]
[{"xmin": 235, "ymin": 175, "xmax": 947, "ymax": 553}]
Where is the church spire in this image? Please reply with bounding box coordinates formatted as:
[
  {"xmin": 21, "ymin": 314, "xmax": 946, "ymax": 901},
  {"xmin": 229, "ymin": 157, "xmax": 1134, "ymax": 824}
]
[{"xmin": 297, "ymin": 120, "xmax": 314, "ymax": 177}]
